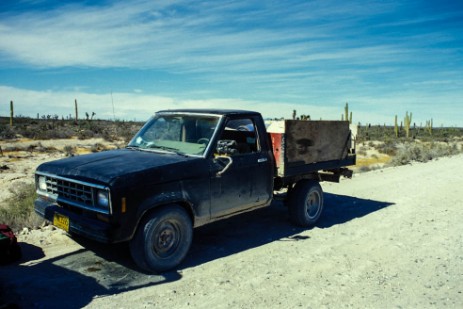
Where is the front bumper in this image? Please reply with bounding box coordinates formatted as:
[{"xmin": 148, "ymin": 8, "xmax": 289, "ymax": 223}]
[{"xmin": 34, "ymin": 197, "xmax": 115, "ymax": 243}]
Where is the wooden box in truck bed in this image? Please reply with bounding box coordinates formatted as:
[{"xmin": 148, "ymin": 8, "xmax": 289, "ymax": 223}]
[{"xmin": 267, "ymin": 120, "xmax": 356, "ymax": 178}]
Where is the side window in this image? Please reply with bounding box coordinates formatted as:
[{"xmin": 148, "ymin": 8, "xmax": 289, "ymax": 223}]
[{"xmin": 216, "ymin": 118, "xmax": 260, "ymax": 155}]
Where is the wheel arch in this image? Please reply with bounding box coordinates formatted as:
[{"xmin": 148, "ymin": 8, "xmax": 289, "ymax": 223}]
[{"xmin": 130, "ymin": 194, "xmax": 196, "ymax": 240}]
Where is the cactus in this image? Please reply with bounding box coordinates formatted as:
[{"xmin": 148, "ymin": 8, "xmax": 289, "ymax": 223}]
[
  {"xmin": 300, "ymin": 114, "xmax": 310, "ymax": 121},
  {"xmin": 404, "ymin": 111, "xmax": 412, "ymax": 138},
  {"xmin": 342, "ymin": 102, "xmax": 352, "ymax": 124},
  {"xmin": 9, "ymin": 100, "xmax": 14, "ymax": 126},
  {"xmin": 426, "ymin": 118, "xmax": 433, "ymax": 135},
  {"xmin": 74, "ymin": 99, "xmax": 79, "ymax": 124},
  {"xmin": 394, "ymin": 115, "xmax": 399, "ymax": 138}
]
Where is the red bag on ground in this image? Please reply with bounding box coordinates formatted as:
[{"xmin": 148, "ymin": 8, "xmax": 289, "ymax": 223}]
[{"xmin": 0, "ymin": 224, "xmax": 21, "ymax": 264}]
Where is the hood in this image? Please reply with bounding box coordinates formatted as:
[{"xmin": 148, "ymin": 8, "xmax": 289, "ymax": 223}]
[{"xmin": 36, "ymin": 149, "xmax": 202, "ymax": 185}]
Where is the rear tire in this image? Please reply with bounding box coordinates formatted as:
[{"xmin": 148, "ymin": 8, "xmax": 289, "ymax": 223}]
[
  {"xmin": 130, "ymin": 205, "xmax": 193, "ymax": 273},
  {"xmin": 288, "ymin": 180, "xmax": 324, "ymax": 227}
]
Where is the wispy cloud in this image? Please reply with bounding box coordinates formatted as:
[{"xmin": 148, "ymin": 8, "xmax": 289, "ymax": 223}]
[
  {"xmin": 1, "ymin": 1, "xmax": 462, "ymax": 126},
  {"xmin": 0, "ymin": 1, "xmax": 406, "ymax": 70}
]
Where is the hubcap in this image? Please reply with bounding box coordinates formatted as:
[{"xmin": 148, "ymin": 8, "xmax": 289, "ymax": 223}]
[
  {"xmin": 306, "ymin": 191, "xmax": 321, "ymax": 219},
  {"xmin": 153, "ymin": 222, "xmax": 180, "ymax": 258}
]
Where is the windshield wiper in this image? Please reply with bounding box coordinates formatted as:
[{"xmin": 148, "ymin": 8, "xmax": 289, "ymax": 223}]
[{"xmin": 148, "ymin": 145, "xmax": 187, "ymax": 156}]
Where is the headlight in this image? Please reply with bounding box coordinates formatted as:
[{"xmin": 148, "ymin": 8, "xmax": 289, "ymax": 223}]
[
  {"xmin": 38, "ymin": 176, "xmax": 47, "ymax": 191},
  {"xmin": 96, "ymin": 190, "xmax": 110, "ymax": 208}
]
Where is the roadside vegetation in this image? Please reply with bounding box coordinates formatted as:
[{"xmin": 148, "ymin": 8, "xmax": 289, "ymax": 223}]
[
  {"xmin": 0, "ymin": 115, "xmax": 142, "ymax": 142},
  {"xmin": 0, "ymin": 183, "xmax": 40, "ymax": 232},
  {"xmin": 0, "ymin": 115, "xmax": 143, "ymax": 231},
  {"xmin": 354, "ymin": 124, "xmax": 463, "ymax": 171}
]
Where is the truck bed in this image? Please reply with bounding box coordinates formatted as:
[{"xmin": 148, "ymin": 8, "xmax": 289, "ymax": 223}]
[{"xmin": 267, "ymin": 120, "xmax": 356, "ymax": 180}]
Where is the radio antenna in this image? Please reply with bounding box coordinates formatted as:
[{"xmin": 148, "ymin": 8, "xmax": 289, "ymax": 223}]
[{"xmin": 111, "ymin": 90, "xmax": 115, "ymax": 121}]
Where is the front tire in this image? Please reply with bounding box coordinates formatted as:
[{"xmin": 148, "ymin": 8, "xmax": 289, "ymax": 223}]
[
  {"xmin": 288, "ymin": 180, "xmax": 324, "ymax": 227},
  {"xmin": 130, "ymin": 205, "xmax": 193, "ymax": 273}
]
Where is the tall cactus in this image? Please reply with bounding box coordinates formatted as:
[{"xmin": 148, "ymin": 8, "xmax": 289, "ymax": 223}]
[
  {"xmin": 394, "ymin": 115, "xmax": 399, "ymax": 138},
  {"xmin": 10, "ymin": 100, "xmax": 14, "ymax": 126},
  {"xmin": 404, "ymin": 111, "xmax": 412, "ymax": 138},
  {"xmin": 426, "ymin": 118, "xmax": 433, "ymax": 135},
  {"xmin": 342, "ymin": 102, "xmax": 352, "ymax": 124},
  {"xmin": 74, "ymin": 99, "xmax": 79, "ymax": 124}
]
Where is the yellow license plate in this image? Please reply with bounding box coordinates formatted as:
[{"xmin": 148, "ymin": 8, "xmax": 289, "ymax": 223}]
[{"xmin": 53, "ymin": 213, "xmax": 70, "ymax": 232}]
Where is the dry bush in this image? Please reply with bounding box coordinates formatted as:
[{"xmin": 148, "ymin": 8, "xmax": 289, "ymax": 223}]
[
  {"xmin": 0, "ymin": 125, "xmax": 16, "ymax": 139},
  {"xmin": 390, "ymin": 142, "xmax": 462, "ymax": 166},
  {"xmin": 0, "ymin": 183, "xmax": 44, "ymax": 232},
  {"xmin": 91, "ymin": 143, "xmax": 106, "ymax": 153},
  {"xmin": 357, "ymin": 146, "xmax": 368, "ymax": 156},
  {"xmin": 374, "ymin": 139, "xmax": 397, "ymax": 156},
  {"xmin": 0, "ymin": 116, "xmax": 143, "ymax": 143},
  {"xmin": 63, "ymin": 145, "xmax": 76, "ymax": 157}
]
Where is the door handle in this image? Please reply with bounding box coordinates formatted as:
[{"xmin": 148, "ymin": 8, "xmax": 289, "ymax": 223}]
[{"xmin": 258, "ymin": 158, "xmax": 268, "ymax": 163}]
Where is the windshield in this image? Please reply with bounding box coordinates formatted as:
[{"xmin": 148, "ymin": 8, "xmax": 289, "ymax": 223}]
[{"xmin": 128, "ymin": 113, "xmax": 221, "ymax": 156}]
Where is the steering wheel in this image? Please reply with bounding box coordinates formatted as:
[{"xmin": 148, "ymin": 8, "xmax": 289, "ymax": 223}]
[{"xmin": 197, "ymin": 138, "xmax": 210, "ymax": 145}]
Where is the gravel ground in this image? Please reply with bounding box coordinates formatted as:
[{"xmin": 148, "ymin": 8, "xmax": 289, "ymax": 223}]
[{"xmin": 1, "ymin": 153, "xmax": 462, "ymax": 308}]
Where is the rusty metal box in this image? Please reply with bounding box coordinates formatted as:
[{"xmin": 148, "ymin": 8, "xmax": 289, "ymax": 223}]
[{"xmin": 268, "ymin": 120, "xmax": 352, "ymax": 178}]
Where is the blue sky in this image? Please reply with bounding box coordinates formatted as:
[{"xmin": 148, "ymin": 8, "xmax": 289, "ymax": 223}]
[{"xmin": 1, "ymin": 0, "xmax": 462, "ymax": 126}]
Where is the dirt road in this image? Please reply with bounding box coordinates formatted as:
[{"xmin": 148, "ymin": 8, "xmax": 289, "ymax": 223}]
[{"xmin": 1, "ymin": 154, "xmax": 462, "ymax": 308}]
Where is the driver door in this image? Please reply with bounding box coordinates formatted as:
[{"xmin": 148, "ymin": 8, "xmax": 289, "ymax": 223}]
[{"xmin": 209, "ymin": 117, "xmax": 273, "ymax": 218}]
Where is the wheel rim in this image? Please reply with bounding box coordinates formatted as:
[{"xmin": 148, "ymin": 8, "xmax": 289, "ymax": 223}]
[
  {"xmin": 306, "ymin": 190, "xmax": 321, "ymax": 219},
  {"xmin": 152, "ymin": 221, "xmax": 181, "ymax": 259}
]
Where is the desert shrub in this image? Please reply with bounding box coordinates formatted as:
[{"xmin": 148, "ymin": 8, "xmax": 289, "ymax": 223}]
[
  {"xmin": 91, "ymin": 143, "xmax": 106, "ymax": 153},
  {"xmin": 374, "ymin": 139, "xmax": 397, "ymax": 156},
  {"xmin": 390, "ymin": 142, "xmax": 462, "ymax": 166},
  {"xmin": 64, "ymin": 145, "xmax": 76, "ymax": 156},
  {"xmin": 78, "ymin": 120, "xmax": 106, "ymax": 138},
  {"xmin": 0, "ymin": 125, "xmax": 16, "ymax": 139},
  {"xmin": 101, "ymin": 126, "xmax": 118, "ymax": 142},
  {"xmin": 77, "ymin": 129, "xmax": 96, "ymax": 140},
  {"xmin": 1, "ymin": 116, "xmax": 143, "ymax": 142},
  {"xmin": 114, "ymin": 121, "xmax": 141, "ymax": 143},
  {"xmin": 392, "ymin": 143, "xmax": 434, "ymax": 165},
  {"xmin": 357, "ymin": 146, "xmax": 368, "ymax": 156},
  {"xmin": 16, "ymin": 122, "xmax": 75, "ymax": 140},
  {"xmin": 0, "ymin": 183, "xmax": 43, "ymax": 232}
]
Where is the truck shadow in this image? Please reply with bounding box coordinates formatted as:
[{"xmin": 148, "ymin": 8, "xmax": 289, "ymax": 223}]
[
  {"xmin": 319, "ymin": 193, "xmax": 394, "ymax": 228},
  {"xmin": 0, "ymin": 242, "xmax": 181, "ymax": 308},
  {"xmin": 185, "ymin": 193, "xmax": 393, "ymax": 268},
  {"xmin": 1, "ymin": 194, "xmax": 392, "ymax": 308}
]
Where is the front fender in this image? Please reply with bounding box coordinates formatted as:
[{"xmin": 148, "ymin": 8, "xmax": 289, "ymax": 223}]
[
  {"xmin": 127, "ymin": 190, "xmax": 200, "ymax": 241},
  {"xmin": 138, "ymin": 190, "xmax": 194, "ymax": 220}
]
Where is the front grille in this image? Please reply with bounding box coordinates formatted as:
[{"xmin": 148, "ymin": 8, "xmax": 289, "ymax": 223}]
[
  {"xmin": 36, "ymin": 173, "xmax": 111, "ymax": 214},
  {"xmin": 45, "ymin": 176, "xmax": 95, "ymax": 206}
]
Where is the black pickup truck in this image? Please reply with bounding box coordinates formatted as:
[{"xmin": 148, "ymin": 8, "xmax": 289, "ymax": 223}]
[{"xmin": 34, "ymin": 109, "xmax": 355, "ymax": 272}]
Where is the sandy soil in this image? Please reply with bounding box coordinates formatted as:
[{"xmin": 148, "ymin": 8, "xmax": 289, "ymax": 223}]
[
  {"xmin": 0, "ymin": 138, "xmax": 122, "ymax": 204},
  {"xmin": 1, "ymin": 142, "xmax": 462, "ymax": 308}
]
